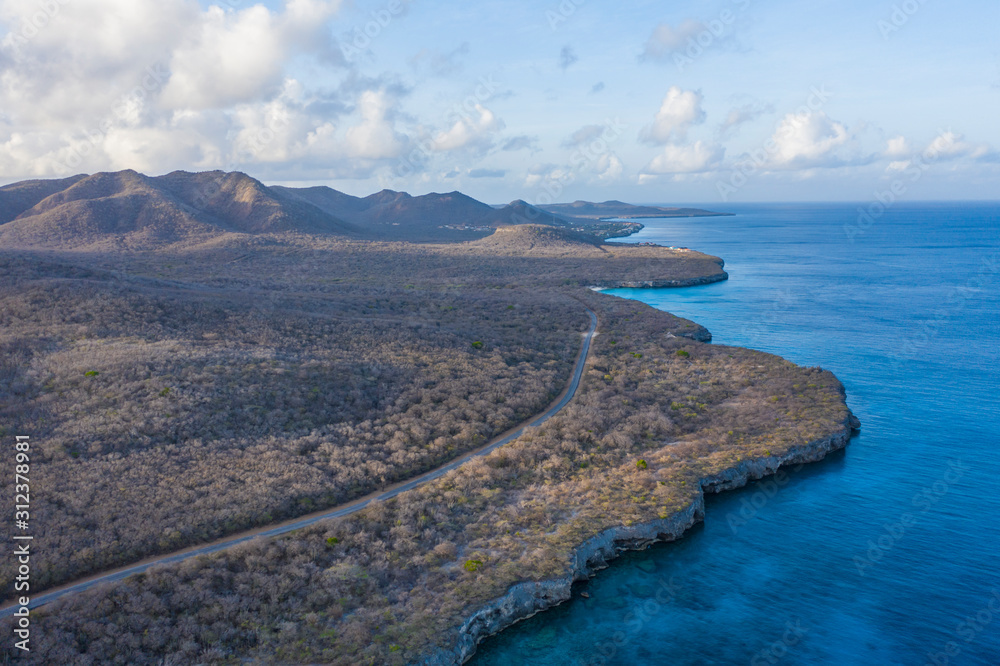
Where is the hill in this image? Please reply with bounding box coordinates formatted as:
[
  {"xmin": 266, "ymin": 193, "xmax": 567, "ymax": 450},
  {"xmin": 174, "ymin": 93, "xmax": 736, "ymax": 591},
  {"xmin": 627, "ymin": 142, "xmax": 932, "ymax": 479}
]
[
  {"xmin": 0, "ymin": 175, "xmax": 88, "ymax": 224},
  {"xmin": 354, "ymin": 190, "xmax": 498, "ymax": 241},
  {"xmin": 467, "ymin": 223, "xmax": 602, "ymax": 255},
  {"xmin": 0, "ymin": 170, "xmax": 228, "ymax": 250},
  {"xmin": 481, "ymin": 199, "xmax": 579, "ymax": 228},
  {"xmin": 0, "ymin": 170, "xmax": 357, "ymax": 250},
  {"xmin": 0, "ymin": 170, "xmax": 731, "ymax": 250},
  {"xmin": 540, "ymin": 200, "xmax": 731, "ymax": 220},
  {"xmin": 155, "ymin": 171, "xmax": 357, "ymax": 235},
  {"xmin": 275, "ymin": 186, "xmax": 519, "ymax": 242}
]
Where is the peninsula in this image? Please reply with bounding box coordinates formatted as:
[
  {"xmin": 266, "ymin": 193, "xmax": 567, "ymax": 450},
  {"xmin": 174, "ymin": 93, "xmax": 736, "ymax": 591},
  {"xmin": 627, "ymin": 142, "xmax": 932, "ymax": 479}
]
[{"xmin": 0, "ymin": 170, "xmax": 854, "ymax": 665}]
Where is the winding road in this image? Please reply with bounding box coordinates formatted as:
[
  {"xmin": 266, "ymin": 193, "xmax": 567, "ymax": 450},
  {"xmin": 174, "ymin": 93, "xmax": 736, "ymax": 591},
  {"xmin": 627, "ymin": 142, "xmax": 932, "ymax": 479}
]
[{"xmin": 1, "ymin": 308, "xmax": 598, "ymax": 618}]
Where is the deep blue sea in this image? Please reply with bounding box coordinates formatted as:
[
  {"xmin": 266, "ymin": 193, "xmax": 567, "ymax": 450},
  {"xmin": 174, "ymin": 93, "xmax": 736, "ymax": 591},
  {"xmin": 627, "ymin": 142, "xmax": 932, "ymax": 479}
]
[{"xmin": 471, "ymin": 202, "xmax": 1000, "ymax": 665}]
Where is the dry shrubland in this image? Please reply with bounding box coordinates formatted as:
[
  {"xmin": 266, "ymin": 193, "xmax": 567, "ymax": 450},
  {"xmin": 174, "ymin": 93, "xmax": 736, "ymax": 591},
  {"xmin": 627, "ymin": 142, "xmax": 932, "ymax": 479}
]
[
  {"xmin": 0, "ymin": 175, "xmax": 854, "ymax": 665},
  {"xmin": 0, "ymin": 252, "xmax": 587, "ymax": 590},
  {"xmin": 1, "ymin": 283, "xmax": 852, "ymax": 665}
]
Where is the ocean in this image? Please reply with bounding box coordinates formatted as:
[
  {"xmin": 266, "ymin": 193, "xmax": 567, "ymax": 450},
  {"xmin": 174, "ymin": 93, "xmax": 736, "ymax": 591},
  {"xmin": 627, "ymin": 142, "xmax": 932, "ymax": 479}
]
[{"xmin": 470, "ymin": 202, "xmax": 1000, "ymax": 665}]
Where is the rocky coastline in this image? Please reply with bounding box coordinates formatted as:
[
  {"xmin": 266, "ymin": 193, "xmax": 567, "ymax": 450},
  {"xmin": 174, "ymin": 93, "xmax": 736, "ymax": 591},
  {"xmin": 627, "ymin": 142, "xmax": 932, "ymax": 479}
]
[
  {"xmin": 423, "ymin": 414, "xmax": 859, "ymax": 665},
  {"xmin": 589, "ymin": 270, "xmax": 729, "ymax": 291}
]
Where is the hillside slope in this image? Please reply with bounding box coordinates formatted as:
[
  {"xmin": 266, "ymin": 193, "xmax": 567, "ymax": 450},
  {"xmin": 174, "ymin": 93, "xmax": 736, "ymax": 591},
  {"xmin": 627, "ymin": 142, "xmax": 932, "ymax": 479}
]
[
  {"xmin": 275, "ymin": 186, "xmax": 506, "ymax": 242},
  {"xmin": 0, "ymin": 170, "xmax": 357, "ymax": 250},
  {"xmin": 0, "ymin": 175, "xmax": 89, "ymax": 224},
  {"xmin": 0, "ymin": 170, "xmax": 729, "ymax": 250}
]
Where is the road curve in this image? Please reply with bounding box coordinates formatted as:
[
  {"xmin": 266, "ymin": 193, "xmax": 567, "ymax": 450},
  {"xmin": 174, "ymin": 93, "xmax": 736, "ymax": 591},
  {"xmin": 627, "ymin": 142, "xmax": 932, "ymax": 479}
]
[{"xmin": 1, "ymin": 308, "xmax": 598, "ymax": 618}]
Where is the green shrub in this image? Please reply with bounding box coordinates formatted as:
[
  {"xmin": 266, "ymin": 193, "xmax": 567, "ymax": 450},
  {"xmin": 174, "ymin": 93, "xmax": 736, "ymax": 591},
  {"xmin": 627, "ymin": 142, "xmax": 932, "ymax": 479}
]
[
  {"xmin": 636, "ymin": 459, "xmax": 648, "ymax": 470},
  {"xmin": 471, "ymin": 341, "xmax": 484, "ymax": 349},
  {"xmin": 326, "ymin": 537, "xmax": 340, "ymax": 547},
  {"xmin": 676, "ymin": 350, "xmax": 690, "ymax": 358},
  {"xmin": 464, "ymin": 559, "xmax": 483, "ymax": 573},
  {"xmin": 84, "ymin": 370, "xmax": 100, "ymax": 377}
]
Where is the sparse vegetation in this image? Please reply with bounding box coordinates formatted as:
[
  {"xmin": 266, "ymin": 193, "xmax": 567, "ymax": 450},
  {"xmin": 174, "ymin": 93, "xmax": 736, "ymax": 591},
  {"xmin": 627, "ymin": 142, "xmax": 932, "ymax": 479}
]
[
  {"xmin": 2, "ymin": 290, "xmax": 851, "ymax": 665},
  {"xmin": 0, "ymin": 253, "xmax": 588, "ymax": 590},
  {"xmin": 0, "ymin": 173, "xmax": 849, "ymax": 665}
]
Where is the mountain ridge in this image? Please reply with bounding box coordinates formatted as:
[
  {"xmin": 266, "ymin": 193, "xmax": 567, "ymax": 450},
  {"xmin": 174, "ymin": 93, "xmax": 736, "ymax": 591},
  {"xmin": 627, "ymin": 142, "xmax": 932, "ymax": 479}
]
[{"xmin": 0, "ymin": 170, "xmax": 729, "ymax": 249}]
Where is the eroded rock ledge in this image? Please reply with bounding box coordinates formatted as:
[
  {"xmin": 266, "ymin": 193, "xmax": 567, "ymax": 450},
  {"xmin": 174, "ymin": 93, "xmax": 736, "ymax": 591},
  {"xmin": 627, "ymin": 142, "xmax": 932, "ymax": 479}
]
[
  {"xmin": 423, "ymin": 416, "xmax": 857, "ymax": 665},
  {"xmin": 590, "ymin": 271, "xmax": 729, "ymax": 290}
]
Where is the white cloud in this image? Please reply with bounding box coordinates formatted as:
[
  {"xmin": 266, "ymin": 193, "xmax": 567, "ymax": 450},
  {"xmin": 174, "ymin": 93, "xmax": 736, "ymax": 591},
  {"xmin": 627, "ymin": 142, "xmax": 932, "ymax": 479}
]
[
  {"xmin": 885, "ymin": 135, "xmax": 911, "ymax": 158},
  {"xmin": 594, "ymin": 153, "xmax": 623, "ymax": 182},
  {"xmin": 881, "ymin": 131, "xmax": 999, "ymax": 175},
  {"xmin": 924, "ymin": 131, "xmax": 996, "ymax": 162},
  {"xmin": 524, "ymin": 163, "xmax": 569, "ymax": 189},
  {"xmin": 0, "ymin": 0, "xmax": 349, "ymax": 179},
  {"xmin": 642, "ymin": 141, "xmax": 724, "ymax": 174},
  {"xmin": 0, "ymin": 0, "xmax": 194, "ymax": 123},
  {"xmin": 344, "ymin": 90, "xmax": 405, "ymax": 159},
  {"xmin": 766, "ymin": 111, "xmax": 851, "ymax": 168},
  {"xmin": 432, "ymin": 105, "xmax": 503, "ymax": 152},
  {"xmin": 642, "ymin": 20, "xmax": 706, "ymax": 60},
  {"xmin": 163, "ymin": 1, "xmax": 343, "ymax": 110},
  {"xmin": 640, "ymin": 87, "xmax": 706, "ymax": 145}
]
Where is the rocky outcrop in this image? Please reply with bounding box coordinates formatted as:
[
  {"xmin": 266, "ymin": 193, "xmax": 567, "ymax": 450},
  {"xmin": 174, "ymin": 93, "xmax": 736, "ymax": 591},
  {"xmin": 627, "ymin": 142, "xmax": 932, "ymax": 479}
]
[
  {"xmin": 677, "ymin": 325, "xmax": 713, "ymax": 343},
  {"xmin": 590, "ymin": 271, "xmax": 729, "ymax": 290},
  {"xmin": 422, "ymin": 415, "xmax": 858, "ymax": 665}
]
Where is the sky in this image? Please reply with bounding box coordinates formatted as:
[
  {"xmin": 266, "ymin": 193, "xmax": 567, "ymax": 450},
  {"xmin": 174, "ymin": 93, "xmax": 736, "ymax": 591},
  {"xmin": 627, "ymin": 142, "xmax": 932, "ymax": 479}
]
[{"xmin": 0, "ymin": 0, "xmax": 998, "ymax": 204}]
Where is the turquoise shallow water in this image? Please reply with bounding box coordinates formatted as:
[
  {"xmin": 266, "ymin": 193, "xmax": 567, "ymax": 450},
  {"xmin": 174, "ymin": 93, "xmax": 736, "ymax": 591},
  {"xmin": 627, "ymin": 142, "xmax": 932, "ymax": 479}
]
[{"xmin": 470, "ymin": 202, "xmax": 1000, "ymax": 665}]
